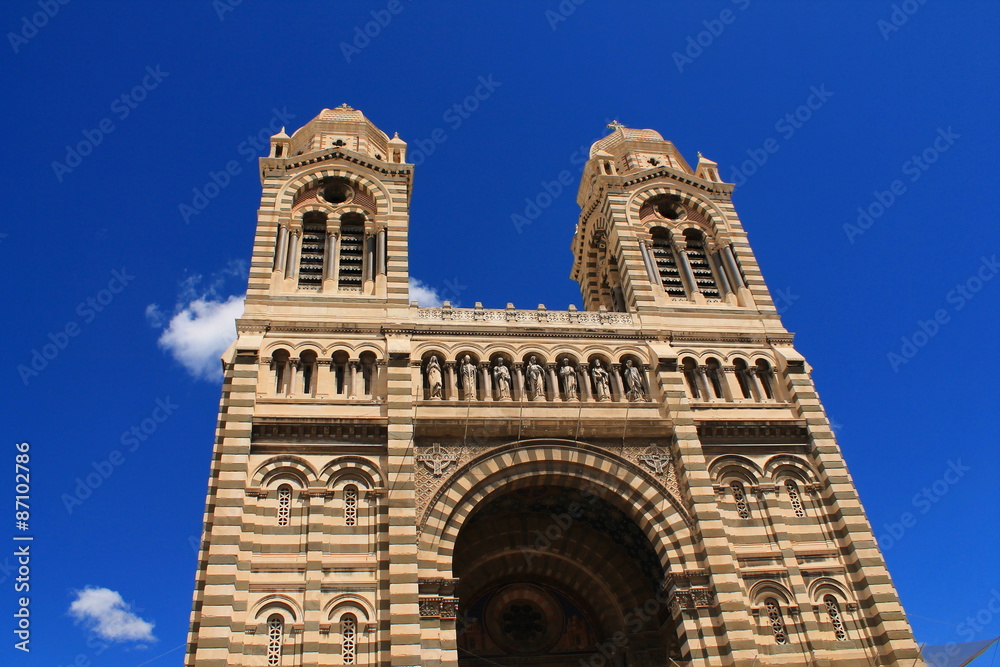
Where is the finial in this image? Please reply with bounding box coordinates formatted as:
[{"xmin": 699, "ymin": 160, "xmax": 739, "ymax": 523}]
[
  {"xmin": 697, "ymin": 151, "xmax": 703, "ymax": 158},
  {"xmin": 607, "ymin": 120, "xmax": 625, "ymax": 131},
  {"xmin": 337, "ymin": 102, "xmax": 354, "ymax": 110}
]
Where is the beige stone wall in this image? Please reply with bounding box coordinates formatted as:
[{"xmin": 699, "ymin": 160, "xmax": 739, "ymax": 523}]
[{"xmin": 185, "ymin": 111, "xmax": 924, "ymax": 667}]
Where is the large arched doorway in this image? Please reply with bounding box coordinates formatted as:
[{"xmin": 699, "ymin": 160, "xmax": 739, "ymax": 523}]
[{"xmin": 453, "ymin": 484, "xmax": 681, "ymax": 666}]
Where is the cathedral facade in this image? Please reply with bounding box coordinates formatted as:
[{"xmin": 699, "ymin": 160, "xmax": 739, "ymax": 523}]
[{"xmin": 185, "ymin": 106, "xmax": 924, "ymax": 666}]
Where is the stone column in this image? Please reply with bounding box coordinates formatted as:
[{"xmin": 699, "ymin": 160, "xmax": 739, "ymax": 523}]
[
  {"xmin": 610, "ymin": 363, "xmax": 626, "ymax": 402},
  {"xmin": 444, "ymin": 362, "xmax": 456, "ymax": 401},
  {"xmin": 641, "ymin": 363, "xmax": 654, "ymax": 401},
  {"xmin": 286, "ymin": 230, "xmax": 301, "ymax": 280},
  {"xmin": 274, "ymin": 225, "xmax": 288, "ymax": 274},
  {"xmin": 695, "ymin": 365, "xmax": 712, "ymax": 401},
  {"xmin": 322, "ymin": 231, "xmax": 337, "ymax": 287},
  {"xmin": 547, "ymin": 364, "xmax": 560, "ymax": 401},
  {"xmin": 283, "ymin": 358, "xmax": 296, "ymax": 397},
  {"xmin": 578, "ymin": 366, "xmax": 592, "ymax": 401},
  {"xmin": 677, "ymin": 248, "xmax": 699, "ymax": 299},
  {"xmin": 479, "ymin": 362, "xmax": 492, "ymax": 401},
  {"xmin": 376, "ymin": 227, "xmax": 387, "ymax": 275},
  {"xmin": 348, "ymin": 361, "xmax": 359, "ymax": 399},
  {"xmin": 329, "ymin": 232, "xmax": 341, "ymax": 291},
  {"xmin": 513, "ymin": 363, "xmax": 524, "ymax": 402},
  {"xmin": 639, "ymin": 241, "xmax": 660, "ymax": 285},
  {"xmin": 722, "ymin": 245, "xmax": 745, "ymax": 289},
  {"xmin": 711, "ymin": 251, "xmax": 732, "ymax": 295}
]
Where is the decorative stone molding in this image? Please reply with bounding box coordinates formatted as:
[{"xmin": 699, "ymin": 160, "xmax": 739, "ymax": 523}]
[
  {"xmin": 416, "ymin": 441, "xmax": 693, "ymax": 531},
  {"xmin": 419, "ymin": 597, "xmax": 441, "ymax": 618},
  {"xmin": 417, "ymin": 306, "xmax": 633, "ymax": 326},
  {"xmin": 440, "ymin": 597, "xmax": 459, "ymax": 619},
  {"xmin": 416, "ymin": 443, "xmax": 457, "ymax": 478},
  {"xmin": 697, "ymin": 420, "xmax": 809, "ymax": 444},
  {"xmin": 669, "ymin": 587, "xmax": 715, "ymax": 615},
  {"xmin": 252, "ymin": 418, "xmax": 387, "ymax": 444}
]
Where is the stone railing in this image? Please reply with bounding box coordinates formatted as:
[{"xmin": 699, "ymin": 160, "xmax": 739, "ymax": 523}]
[{"xmin": 416, "ymin": 303, "xmax": 634, "ymax": 326}]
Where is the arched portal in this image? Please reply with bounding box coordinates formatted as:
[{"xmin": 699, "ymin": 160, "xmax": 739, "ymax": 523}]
[
  {"xmin": 454, "ymin": 486, "xmax": 681, "ymax": 665},
  {"xmin": 421, "ymin": 440, "xmax": 696, "ymax": 666}
]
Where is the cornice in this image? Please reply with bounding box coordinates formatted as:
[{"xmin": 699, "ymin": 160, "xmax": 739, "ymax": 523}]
[{"xmin": 261, "ymin": 149, "xmax": 412, "ymax": 181}]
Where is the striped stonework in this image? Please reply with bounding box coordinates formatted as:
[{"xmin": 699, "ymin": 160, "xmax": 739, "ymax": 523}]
[{"xmin": 185, "ymin": 110, "xmax": 924, "ymax": 666}]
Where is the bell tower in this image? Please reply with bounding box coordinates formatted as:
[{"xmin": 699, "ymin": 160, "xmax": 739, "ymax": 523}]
[
  {"xmin": 253, "ymin": 103, "xmax": 411, "ymax": 306},
  {"xmin": 571, "ymin": 122, "xmax": 761, "ymax": 314}
]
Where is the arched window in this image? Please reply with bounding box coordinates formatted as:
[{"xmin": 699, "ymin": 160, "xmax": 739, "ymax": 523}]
[
  {"xmin": 756, "ymin": 359, "xmax": 775, "ymax": 400},
  {"xmin": 733, "ymin": 359, "xmax": 754, "ymax": 399},
  {"xmin": 299, "ymin": 350, "xmax": 317, "ymax": 396},
  {"xmin": 277, "ymin": 485, "xmax": 291, "ymax": 526},
  {"xmin": 730, "ymin": 481, "xmax": 751, "ymax": 519},
  {"xmin": 272, "ymin": 350, "xmax": 291, "ymax": 395},
  {"xmin": 682, "ymin": 357, "xmax": 701, "ymax": 399},
  {"xmin": 683, "ymin": 229, "xmax": 720, "ymax": 299},
  {"xmin": 344, "ymin": 485, "xmax": 358, "ymax": 527},
  {"xmin": 341, "ymin": 614, "xmax": 357, "ymax": 664},
  {"xmin": 785, "ymin": 480, "xmax": 805, "ymax": 517},
  {"xmin": 705, "ymin": 358, "xmax": 725, "ymax": 399},
  {"xmin": 824, "ymin": 595, "xmax": 847, "ymax": 640},
  {"xmin": 764, "ymin": 598, "xmax": 788, "ymax": 644},
  {"xmin": 650, "ymin": 228, "xmax": 687, "ymax": 298},
  {"xmin": 359, "ymin": 351, "xmax": 377, "ymax": 396},
  {"xmin": 332, "ymin": 350, "xmax": 350, "ymax": 396},
  {"xmin": 337, "ymin": 213, "xmax": 365, "ymax": 291},
  {"xmin": 297, "ymin": 211, "xmax": 327, "ymax": 288},
  {"xmin": 267, "ymin": 614, "xmax": 283, "ymax": 665}
]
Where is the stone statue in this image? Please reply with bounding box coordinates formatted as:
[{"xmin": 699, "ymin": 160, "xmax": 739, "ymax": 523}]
[
  {"xmin": 559, "ymin": 358, "xmax": 578, "ymax": 400},
  {"xmin": 426, "ymin": 355, "xmax": 443, "ymax": 399},
  {"xmin": 623, "ymin": 358, "xmax": 645, "ymax": 401},
  {"xmin": 459, "ymin": 355, "xmax": 477, "ymax": 400},
  {"xmin": 591, "ymin": 359, "xmax": 611, "ymax": 401},
  {"xmin": 525, "ymin": 355, "xmax": 545, "ymax": 400},
  {"xmin": 493, "ymin": 358, "xmax": 511, "ymax": 400}
]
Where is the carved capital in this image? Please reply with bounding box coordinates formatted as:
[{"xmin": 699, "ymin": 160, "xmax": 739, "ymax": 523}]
[
  {"xmin": 440, "ymin": 597, "xmax": 459, "ymax": 619},
  {"xmin": 419, "ymin": 597, "xmax": 441, "ymax": 619}
]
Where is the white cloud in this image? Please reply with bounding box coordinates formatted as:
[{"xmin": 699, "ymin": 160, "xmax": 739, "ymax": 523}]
[
  {"xmin": 408, "ymin": 277, "xmax": 443, "ymax": 307},
  {"xmin": 154, "ymin": 294, "xmax": 245, "ymax": 381},
  {"xmin": 69, "ymin": 587, "xmax": 156, "ymax": 643},
  {"xmin": 148, "ymin": 263, "xmax": 248, "ymax": 382},
  {"xmin": 155, "ymin": 294, "xmax": 244, "ymax": 380}
]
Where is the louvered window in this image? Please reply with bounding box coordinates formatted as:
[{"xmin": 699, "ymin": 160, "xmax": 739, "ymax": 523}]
[
  {"xmin": 683, "ymin": 229, "xmax": 720, "ymax": 299},
  {"xmin": 297, "ymin": 212, "xmax": 326, "ymax": 288},
  {"xmin": 650, "ymin": 229, "xmax": 687, "ymax": 298},
  {"xmin": 338, "ymin": 214, "xmax": 365, "ymax": 291}
]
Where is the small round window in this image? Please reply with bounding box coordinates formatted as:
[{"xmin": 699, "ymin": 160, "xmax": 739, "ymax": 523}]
[
  {"xmin": 654, "ymin": 195, "xmax": 686, "ymax": 220},
  {"xmin": 320, "ymin": 181, "xmax": 353, "ymax": 205}
]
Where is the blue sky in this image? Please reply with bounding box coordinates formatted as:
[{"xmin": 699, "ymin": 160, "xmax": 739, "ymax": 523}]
[{"xmin": 2, "ymin": 1, "xmax": 998, "ymax": 665}]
